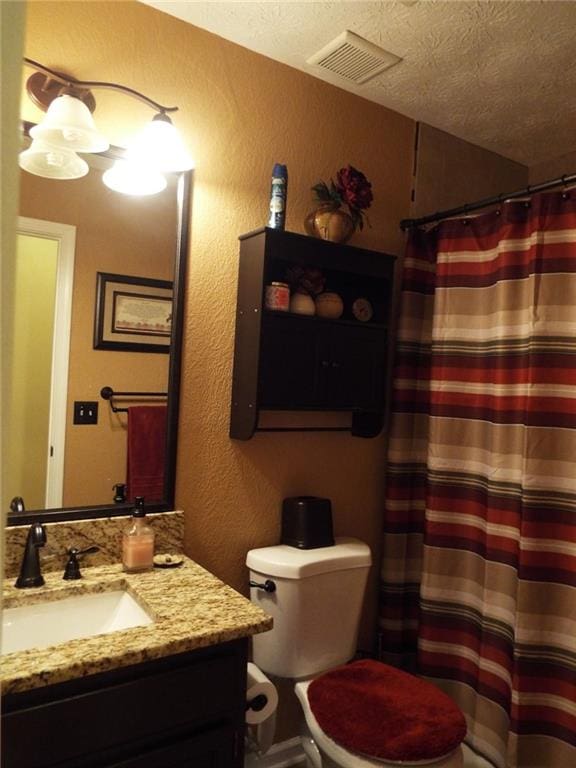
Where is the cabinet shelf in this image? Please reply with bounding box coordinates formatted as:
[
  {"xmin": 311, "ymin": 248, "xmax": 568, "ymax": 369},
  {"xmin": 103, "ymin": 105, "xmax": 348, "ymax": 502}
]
[
  {"xmin": 263, "ymin": 309, "xmax": 388, "ymax": 332},
  {"xmin": 230, "ymin": 227, "xmax": 396, "ymax": 440}
]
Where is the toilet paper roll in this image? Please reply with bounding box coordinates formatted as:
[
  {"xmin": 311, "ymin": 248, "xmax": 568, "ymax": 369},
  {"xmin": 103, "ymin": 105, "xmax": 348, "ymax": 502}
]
[{"xmin": 246, "ymin": 662, "xmax": 279, "ymax": 726}]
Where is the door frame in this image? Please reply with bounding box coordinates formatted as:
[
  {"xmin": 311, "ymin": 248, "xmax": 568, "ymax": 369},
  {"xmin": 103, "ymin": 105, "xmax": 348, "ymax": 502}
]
[{"xmin": 17, "ymin": 217, "xmax": 76, "ymax": 508}]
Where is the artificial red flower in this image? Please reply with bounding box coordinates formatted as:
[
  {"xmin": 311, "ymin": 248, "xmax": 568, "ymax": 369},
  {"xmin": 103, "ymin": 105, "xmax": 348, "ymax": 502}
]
[
  {"xmin": 311, "ymin": 165, "xmax": 373, "ymax": 230},
  {"xmin": 336, "ymin": 166, "xmax": 373, "ymax": 212}
]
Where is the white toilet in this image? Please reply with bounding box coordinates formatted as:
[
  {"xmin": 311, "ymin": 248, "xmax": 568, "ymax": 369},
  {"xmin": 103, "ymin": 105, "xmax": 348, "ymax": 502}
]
[{"xmin": 247, "ymin": 538, "xmax": 466, "ymax": 768}]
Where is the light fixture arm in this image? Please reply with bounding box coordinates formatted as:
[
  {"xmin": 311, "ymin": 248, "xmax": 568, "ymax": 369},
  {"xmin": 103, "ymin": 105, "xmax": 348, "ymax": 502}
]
[{"xmin": 24, "ymin": 57, "xmax": 179, "ymax": 114}]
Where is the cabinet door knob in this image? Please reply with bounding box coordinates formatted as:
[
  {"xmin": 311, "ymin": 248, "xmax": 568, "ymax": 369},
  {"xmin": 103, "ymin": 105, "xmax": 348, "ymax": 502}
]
[{"xmin": 320, "ymin": 360, "xmax": 330, "ymax": 368}]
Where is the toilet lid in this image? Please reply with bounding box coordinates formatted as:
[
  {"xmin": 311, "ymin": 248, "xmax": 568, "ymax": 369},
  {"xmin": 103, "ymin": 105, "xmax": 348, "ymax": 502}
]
[{"xmin": 306, "ymin": 660, "xmax": 467, "ymax": 763}]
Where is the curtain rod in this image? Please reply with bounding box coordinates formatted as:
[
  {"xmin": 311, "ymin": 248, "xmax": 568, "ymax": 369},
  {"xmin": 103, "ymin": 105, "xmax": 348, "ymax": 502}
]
[{"xmin": 400, "ymin": 172, "xmax": 576, "ymax": 231}]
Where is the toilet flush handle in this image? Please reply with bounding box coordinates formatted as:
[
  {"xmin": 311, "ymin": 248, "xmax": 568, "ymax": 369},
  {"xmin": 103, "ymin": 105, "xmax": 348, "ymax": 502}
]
[{"xmin": 249, "ymin": 579, "xmax": 276, "ymax": 593}]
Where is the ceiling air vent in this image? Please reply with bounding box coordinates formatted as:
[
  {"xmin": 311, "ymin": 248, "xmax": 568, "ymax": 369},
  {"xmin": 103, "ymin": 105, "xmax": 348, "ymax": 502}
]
[{"xmin": 307, "ymin": 30, "xmax": 402, "ymax": 85}]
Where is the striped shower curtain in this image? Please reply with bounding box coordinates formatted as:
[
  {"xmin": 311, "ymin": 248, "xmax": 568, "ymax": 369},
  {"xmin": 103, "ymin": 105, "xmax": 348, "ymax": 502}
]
[{"xmin": 381, "ymin": 190, "xmax": 576, "ymax": 768}]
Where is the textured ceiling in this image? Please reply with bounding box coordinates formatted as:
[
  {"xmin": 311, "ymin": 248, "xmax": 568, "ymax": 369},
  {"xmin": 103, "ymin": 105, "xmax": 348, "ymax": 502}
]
[{"xmin": 141, "ymin": 0, "xmax": 576, "ymax": 168}]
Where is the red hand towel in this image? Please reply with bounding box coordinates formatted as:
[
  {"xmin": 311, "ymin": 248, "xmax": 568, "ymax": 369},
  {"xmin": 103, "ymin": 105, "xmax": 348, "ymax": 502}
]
[{"xmin": 126, "ymin": 405, "xmax": 167, "ymax": 502}]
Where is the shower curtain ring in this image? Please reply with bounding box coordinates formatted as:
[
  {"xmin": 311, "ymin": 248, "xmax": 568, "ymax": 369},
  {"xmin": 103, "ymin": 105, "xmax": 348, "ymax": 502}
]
[{"xmin": 523, "ymin": 186, "xmax": 531, "ymax": 208}]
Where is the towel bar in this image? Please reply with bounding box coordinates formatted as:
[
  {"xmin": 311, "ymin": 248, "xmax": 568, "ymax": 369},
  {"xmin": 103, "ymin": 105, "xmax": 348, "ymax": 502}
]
[{"xmin": 100, "ymin": 386, "xmax": 167, "ymax": 413}]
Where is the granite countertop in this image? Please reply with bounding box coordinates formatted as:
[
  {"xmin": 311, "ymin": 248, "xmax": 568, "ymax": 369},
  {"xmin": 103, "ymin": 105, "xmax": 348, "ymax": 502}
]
[{"xmin": 1, "ymin": 557, "xmax": 272, "ymax": 696}]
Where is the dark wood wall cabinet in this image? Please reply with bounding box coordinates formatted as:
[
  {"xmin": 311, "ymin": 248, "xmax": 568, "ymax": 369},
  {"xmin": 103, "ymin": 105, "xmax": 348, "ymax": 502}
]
[
  {"xmin": 230, "ymin": 227, "xmax": 396, "ymax": 439},
  {"xmin": 2, "ymin": 640, "xmax": 247, "ymax": 768}
]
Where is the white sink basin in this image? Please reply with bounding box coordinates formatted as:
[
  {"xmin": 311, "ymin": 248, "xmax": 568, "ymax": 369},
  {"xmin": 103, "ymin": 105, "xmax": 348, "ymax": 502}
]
[{"xmin": 2, "ymin": 590, "xmax": 153, "ymax": 655}]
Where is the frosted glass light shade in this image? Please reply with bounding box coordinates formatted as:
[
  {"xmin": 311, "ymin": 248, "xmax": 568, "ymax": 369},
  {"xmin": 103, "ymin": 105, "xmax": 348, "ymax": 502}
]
[
  {"xmin": 102, "ymin": 159, "xmax": 167, "ymax": 196},
  {"xmin": 19, "ymin": 138, "xmax": 89, "ymax": 179},
  {"xmin": 127, "ymin": 116, "xmax": 194, "ymax": 172},
  {"xmin": 30, "ymin": 94, "xmax": 109, "ymax": 153}
]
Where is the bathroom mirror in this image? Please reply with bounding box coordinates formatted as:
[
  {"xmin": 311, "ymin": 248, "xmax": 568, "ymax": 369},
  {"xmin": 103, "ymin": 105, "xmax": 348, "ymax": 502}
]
[{"xmin": 5, "ymin": 125, "xmax": 191, "ymax": 525}]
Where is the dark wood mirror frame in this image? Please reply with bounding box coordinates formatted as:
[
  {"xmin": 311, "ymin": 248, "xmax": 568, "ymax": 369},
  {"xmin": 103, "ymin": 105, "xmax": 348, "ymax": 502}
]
[{"xmin": 8, "ymin": 125, "xmax": 192, "ymax": 525}]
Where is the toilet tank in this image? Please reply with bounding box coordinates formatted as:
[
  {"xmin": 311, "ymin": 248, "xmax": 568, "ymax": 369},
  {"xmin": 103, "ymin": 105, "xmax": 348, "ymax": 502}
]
[{"xmin": 247, "ymin": 538, "xmax": 371, "ymax": 679}]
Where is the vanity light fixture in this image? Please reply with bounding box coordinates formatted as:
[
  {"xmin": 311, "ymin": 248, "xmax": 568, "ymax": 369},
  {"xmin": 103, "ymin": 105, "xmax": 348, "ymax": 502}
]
[
  {"xmin": 122, "ymin": 112, "xmax": 194, "ymax": 173},
  {"xmin": 20, "ymin": 58, "xmax": 194, "ymax": 194},
  {"xmin": 19, "ymin": 137, "xmax": 90, "ymax": 180},
  {"xmin": 29, "ymin": 93, "xmax": 109, "ymax": 153},
  {"xmin": 102, "ymin": 159, "xmax": 168, "ymax": 197}
]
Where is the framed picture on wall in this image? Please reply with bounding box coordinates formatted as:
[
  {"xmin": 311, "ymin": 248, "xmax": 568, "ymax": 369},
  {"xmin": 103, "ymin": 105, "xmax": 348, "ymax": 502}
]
[{"xmin": 93, "ymin": 272, "xmax": 173, "ymax": 353}]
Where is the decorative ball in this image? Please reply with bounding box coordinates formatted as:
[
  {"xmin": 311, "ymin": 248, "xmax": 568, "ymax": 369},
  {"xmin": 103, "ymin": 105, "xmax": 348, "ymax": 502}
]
[
  {"xmin": 290, "ymin": 292, "xmax": 316, "ymax": 316},
  {"xmin": 315, "ymin": 291, "xmax": 344, "ymax": 319}
]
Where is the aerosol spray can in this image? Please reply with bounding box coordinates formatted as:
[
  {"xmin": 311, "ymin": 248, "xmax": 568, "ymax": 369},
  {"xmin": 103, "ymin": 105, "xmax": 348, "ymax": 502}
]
[{"xmin": 268, "ymin": 163, "xmax": 288, "ymax": 229}]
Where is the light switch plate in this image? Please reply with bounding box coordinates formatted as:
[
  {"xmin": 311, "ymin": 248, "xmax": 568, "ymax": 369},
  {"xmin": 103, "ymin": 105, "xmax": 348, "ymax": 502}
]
[{"xmin": 73, "ymin": 401, "xmax": 98, "ymax": 425}]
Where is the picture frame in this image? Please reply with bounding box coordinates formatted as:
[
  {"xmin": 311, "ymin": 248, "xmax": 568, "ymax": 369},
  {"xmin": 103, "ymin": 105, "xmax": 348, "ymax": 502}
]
[{"xmin": 93, "ymin": 272, "xmax": 173, "ymax": 353}]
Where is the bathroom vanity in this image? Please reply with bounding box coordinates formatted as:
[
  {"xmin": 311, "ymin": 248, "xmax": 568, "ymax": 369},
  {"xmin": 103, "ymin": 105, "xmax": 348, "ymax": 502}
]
[{"xmin": 1, "ymin": 557, "xmax": 272, "ymax": 768}]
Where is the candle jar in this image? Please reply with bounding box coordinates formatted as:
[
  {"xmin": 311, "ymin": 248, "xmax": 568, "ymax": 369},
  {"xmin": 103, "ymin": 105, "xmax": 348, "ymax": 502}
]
[{"xmin": 265, "ymin": 281, "xmax": 290, "ymax": 312}]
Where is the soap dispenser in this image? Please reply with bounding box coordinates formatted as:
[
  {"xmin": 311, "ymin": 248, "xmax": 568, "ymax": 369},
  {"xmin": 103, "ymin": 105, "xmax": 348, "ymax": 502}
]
[{"xmin": 122, "ymin": 496, "xmax": 155, "ymax": 573}]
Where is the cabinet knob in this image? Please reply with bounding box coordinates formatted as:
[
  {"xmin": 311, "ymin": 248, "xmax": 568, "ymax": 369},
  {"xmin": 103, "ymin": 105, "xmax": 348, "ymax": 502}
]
[{"xmin": 321, "ymin": 360, "xmax": 330, "ymax": 368}]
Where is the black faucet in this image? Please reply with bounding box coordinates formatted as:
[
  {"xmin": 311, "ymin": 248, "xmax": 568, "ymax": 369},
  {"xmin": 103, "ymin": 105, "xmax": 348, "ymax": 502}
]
[
  {"xmin": 15, "ymin": 522, "xmax": 47, "ymax": 588},
  {"xmin": 63, "ymin": 546, "xmax": 100, "ymax": 580}
]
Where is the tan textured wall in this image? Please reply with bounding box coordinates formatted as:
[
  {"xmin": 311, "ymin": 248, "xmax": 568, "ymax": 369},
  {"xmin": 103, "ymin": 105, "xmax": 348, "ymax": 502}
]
[
  {"xmin": 23, "ymin": 1, "xmax": 415, "ymax": 648},
  {"xmin": 18, "ymin": 169, "xmax": 174, "ymax": 508},
  {"xmin": 529, "ymin": 150, "xmax": 576, "ymax": 185},
  {"xmin": 412, "ymin": 123, "xmax": 528, "ymax": 219}
]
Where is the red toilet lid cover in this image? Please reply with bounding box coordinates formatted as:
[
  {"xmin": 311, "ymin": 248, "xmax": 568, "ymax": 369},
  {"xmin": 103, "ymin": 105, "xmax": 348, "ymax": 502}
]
[{"xmin": 307, "ymin": 659, "xmax": 467, "ymax": 762}]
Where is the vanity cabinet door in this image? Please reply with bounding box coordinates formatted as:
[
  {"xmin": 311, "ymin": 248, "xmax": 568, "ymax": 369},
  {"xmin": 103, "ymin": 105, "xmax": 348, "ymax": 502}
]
[
  {"xmin": 107, "ymin": 724, "xmax": 237, "ymax": 767},
  {"xmin": 2, "ymin": 641, "xmax": 247, "ymax": 768}
]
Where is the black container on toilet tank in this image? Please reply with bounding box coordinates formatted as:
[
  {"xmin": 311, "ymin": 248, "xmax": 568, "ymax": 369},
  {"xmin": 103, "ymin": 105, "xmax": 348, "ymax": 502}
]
[{"xmin": 281, "ymin": 496, "xmax": 334, "ymax": 549}]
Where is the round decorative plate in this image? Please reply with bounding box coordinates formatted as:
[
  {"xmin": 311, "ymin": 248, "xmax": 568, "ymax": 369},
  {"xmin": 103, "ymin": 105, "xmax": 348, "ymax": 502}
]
[
  {"xmin": 153, "ymin": 553, "xmax": 184, "ymax": 568},
  {"xmin": 352, "ymin": 297, "xmax": 373, "ymax": 322}
]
